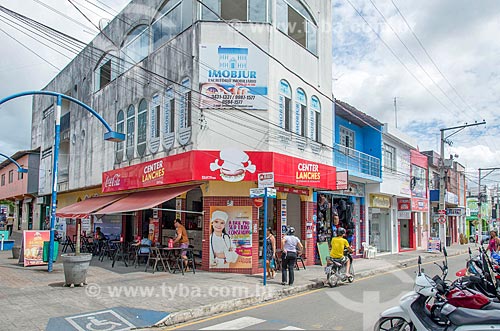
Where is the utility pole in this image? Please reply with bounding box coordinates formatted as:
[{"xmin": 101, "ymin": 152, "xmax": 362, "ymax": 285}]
[
  {"xmin": 477, "ymin": 167, "xmax": 500, "ymax": 238},
  {"xmin": 394, "ymin": 97, "xmax": 398, "ymax": 128},
  {"xmin": 439, "ymin": 121, "xmax": 486, "ymax": 247}
]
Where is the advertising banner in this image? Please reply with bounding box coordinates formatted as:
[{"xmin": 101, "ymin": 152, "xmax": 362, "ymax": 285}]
[
  {"xmin": 22, "ymin": 230, "xmax": 50, "ymax": 267},
  {"xmin": 103, "ymin": 149, "xmax": 337, "ymax": 193},
  {"xmin": 199, "ymin": 44, "xmax": 268, "ymax": 110},
  {"xmin": 209, "ymin": 206, "xmax": 252, "ymax": 269}
]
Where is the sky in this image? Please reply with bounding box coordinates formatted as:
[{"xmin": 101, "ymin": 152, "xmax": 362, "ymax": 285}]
[{"xmin": 0, "ymin": 0, "xmax": 499, "ymax": 190}]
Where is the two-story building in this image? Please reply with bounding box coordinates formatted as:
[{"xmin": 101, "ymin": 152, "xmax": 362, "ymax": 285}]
[
  {"xmin": 32, "ymin": 0, "xmax": 338, "ymax": 273},
  {"xmin": 0, "ymin": 150, "xmax": 41, "ymax": 232},
  {"xmin": 366, "ymin": 123, "xmax": 415, "ymax": 254}
]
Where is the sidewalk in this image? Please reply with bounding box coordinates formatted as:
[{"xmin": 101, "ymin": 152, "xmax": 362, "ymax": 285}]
[{"xmin": 0, "ymin": 238, "xmax": 473, "ymax": 331}]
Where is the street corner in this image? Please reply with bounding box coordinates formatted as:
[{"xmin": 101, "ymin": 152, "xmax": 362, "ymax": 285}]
[{"xmin": 45, "ymin": 306, "xmax": 169, "ymax": 331}]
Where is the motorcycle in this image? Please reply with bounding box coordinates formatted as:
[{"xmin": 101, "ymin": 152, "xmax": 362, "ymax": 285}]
[
  {"xmin": 325, "ymin": 248, "xmax": 354, "ymax": 288},
  {"xmin": 374, "ymin": 249, "xmax": 500, "ymax": 331}
]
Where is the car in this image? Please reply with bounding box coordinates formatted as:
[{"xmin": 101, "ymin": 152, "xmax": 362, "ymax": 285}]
[{"xmin": 469, "ymin": 231, "xmax": 491, "ymax": 244}]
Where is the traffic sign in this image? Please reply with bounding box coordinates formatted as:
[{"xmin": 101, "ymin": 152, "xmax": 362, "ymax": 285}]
[
  {"xmin": 438, "ymin": 209, "xmax": 446, "ymax": 215},
  {"xmin": 253, "ymin": 198, "xmax": 263, "ymax": 208},
  {"xmin": 250, "ymin": 188, "xmax": 265, "ymax": 198},
  {"xmin": 258, "ymin": 172, "xmax": 274, "ymax": 188},
  {"xmin": 438, "ymin": 216, "xmax": 446, "ymax": 224}
]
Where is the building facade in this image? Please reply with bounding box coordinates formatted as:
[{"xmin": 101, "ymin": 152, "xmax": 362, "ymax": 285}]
[
  {"xmin": 32, "ymin": 0, "xmax": 336, "ymax": 273},
  {"xmin": 0, "ymin": 150, "xmax": 41, "ymax": 232}
]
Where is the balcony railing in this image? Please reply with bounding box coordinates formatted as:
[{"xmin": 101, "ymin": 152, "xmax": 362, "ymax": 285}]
[{"xmin": 334, "ymin": 143, "xmax": 381, "ymax": 179}]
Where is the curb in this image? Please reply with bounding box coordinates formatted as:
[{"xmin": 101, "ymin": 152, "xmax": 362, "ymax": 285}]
[{"xmin": 152, "ymin": 247, "xmax": 470, "ymax": 328}]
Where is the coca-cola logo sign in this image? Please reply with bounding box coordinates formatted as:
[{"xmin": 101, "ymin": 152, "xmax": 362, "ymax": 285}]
[{"xmin": 105, "ymin": 174, "xmax": 121, "ymax": 188}]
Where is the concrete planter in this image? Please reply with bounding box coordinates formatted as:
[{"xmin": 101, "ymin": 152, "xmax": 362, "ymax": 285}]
[
  {"xmin": 12, "ymin": 245, "xmax": 20, "ymax": 259},
  {"xmin": 61, "ymin": 253, "xmax": 92, "ymax": 287}
]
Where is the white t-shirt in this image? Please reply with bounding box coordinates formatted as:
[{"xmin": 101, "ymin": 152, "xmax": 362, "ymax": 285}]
[{"xmin": 210, "ymin": 233, "xmax": 238, "ymax": 268}]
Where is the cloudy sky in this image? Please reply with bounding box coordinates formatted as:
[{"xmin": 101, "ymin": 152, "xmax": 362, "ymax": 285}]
[{"xmin": 0, "ymin": 0, "xmax": 499, "ymax": 189}]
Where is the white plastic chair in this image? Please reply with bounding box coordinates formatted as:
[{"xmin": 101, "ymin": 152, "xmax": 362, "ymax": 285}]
[{"xmin": 362, "ymin": 242, "xmax": 377, "ymax": 259}]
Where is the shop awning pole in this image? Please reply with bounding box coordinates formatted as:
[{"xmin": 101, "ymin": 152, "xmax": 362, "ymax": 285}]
[{"xmin": 152, "ymin": 208, "xmax": 204, "ymax": 215}]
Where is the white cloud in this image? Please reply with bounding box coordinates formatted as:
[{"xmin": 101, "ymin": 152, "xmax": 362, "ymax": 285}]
[{"xmin": 332, "ymin": 0, "xmax": 500, "ymax": 180}]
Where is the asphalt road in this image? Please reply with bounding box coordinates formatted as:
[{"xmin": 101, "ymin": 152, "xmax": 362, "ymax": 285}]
[{"xmin": 166, "ymin": 254, "xmax": 468, "ymax": 331}]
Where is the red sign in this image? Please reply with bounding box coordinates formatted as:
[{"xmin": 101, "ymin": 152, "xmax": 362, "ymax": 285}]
[
  {"xmin": 397, "ymin": 198, "xmax": 411, "ymax": 211},
  {"xmin": 102, "ymin": 150, "xmax": 337, "ymax": 193},
  {"xmin": 438, "ymin": 209, "xmax": 446, "ymax": 215},
  {"xmin": 22, "ymin": 230, "xmax": 50, "ymax": 267},
  {"xmin": 253, "ymin": 198, "xmax": 264, "ymax": 208},
  {"xmin": 438, "ymin": 216, "xmax": 446, "ymax": 224},
  {"xmin": 275, "ymin": 186, "xmax": 310, "ymax": 196},
  {"xmin": 411, "ymin": 198, "xmax": 428, "ymax": 212}
]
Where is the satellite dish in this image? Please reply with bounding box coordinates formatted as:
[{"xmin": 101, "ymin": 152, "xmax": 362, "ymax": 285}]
[{"xmin": 99, "ymin": 18, "xmax": 110, "ymax": 30}]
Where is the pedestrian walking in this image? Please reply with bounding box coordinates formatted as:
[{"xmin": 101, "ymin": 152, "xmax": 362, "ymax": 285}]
[
  {"xmin": 266, "ymin": 227, "xmax": 276, "ymax": 279},
  {"xmin": 281, "ymin": 227, "xmax": 303, "ymax": 286}
]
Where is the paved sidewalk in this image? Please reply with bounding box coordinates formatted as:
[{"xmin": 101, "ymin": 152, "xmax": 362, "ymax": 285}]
[{"xmin": 0, "ymin": 237, "xmax": 473, "ymax": 331}]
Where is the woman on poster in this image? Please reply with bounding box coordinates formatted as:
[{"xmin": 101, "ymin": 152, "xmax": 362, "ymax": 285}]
[{"xmin": 210, "ymin": 210, "xmax": 239, "ymax": 268}]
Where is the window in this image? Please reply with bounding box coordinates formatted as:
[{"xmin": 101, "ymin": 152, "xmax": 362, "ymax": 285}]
[
  {"xmin": 137, "ymin": 99, "xmax": 148, "ymax": 157},
  {"xmin": 310, "ymin": 96, "xmax": 321, "ymax": 142},
  {"xmin": 151, "ymin": 94, "xmax": 161, "ymax": 139},
  {"xmin": 153, "ymin": 0, "xmax": 193, "ymax": 51},
  {"xmin": 339, "ymin": 125, "xmax": 355, "ymax": 156},
  {"xmin": 295, "ymin": 88, "xmax": 306, "ymax": 137},
  {"xmin": 411, "ymin": 165, "xmax": 426, "ymax": 198},
  {"xmin": 278, "ymin": 80, "xmax": 292, "ymax": 132},
  {"xmin": 1, "ymin": 174, "xmax": 4, "ymax": 186},
  {"xmin": 179, "ymin": 79, "xmax": 192, "ymax": 129},
  {"xmin": 94, "ymin": 53, "xmax": 118, "ymax": 91},
  {"xmin": 121, "ymin": 25, "xmax": 149, "ymax": 72},
  {"xmin": 201, "ymin": 0, "xmax": 268, "ymax": 23},
  {"xmin": 164, "ymin": 87, "xmax": 175, "ymax": 133},
  {"xmin": 116, "ymin": 110, "xmax": 125, "ymax": 163},
  {"xmin": 276, "ymin": 0, "xmax": 318, "ymax": 54},
  {"xmin": 8, "ymin": 170, "xmax": 13, "ymax": 184},
  {"xmin": 126, "ymin": 105, "xmax": 135, "ymax": 160},
  {"xmin": 18, "ymin": 171, "xmax": 23, "ymax": 180},
  {"xmin": 383, "ymin": 144, "xmax": 396, "ymax": 173}
]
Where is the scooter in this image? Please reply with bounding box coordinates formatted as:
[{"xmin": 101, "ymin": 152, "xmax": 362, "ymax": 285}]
[
  {"xmin": 324, "ymin": 249, "xmax": 354, "ymax": 288},
  {"xmin": 374, "ymin": 250, "xmax": 500, "ymax": 331}
]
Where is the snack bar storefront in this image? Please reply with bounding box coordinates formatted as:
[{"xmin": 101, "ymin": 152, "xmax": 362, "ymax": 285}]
[{"xmin": 98, "ymin": 149, "xmax": 337, "ymax": 274}]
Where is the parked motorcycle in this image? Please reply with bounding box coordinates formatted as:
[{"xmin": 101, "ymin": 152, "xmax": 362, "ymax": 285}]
[
  {"xmin": 374, "ymin": 249, "xmax": 500, "ymax": 331},
  {"xmin": 325, "ymin": 249, "xmax": 354, "ymax": 288}
]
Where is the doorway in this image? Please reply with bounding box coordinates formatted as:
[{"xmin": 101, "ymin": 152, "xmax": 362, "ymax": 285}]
[
  {"xmin": 400, "ymin": 219, "xmax": 410, "ymax": 249},
  {"xmin": 286, "ymin": 193, "xmax": 301, "ymax": 238}
]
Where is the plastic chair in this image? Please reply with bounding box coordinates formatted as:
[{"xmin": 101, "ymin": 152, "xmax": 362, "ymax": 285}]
[
  {"xmin": 295, "ymin": 250, "xmax": 306, "ymax": 270},
  {"xmin": 134, "ymin": 244, "xmax": 150, "ymax": 267},
  {"xmin": 362, "ymin": 242, "xmax": 376, "ymax": 259}
]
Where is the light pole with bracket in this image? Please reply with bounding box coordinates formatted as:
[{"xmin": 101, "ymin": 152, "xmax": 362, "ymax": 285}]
[{"xmin": 0, "ymin": 91, "xmax": 124, "ymax": 272}]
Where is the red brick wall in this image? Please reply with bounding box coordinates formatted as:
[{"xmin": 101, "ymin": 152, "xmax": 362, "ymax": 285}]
[{"xmin": 201, "ymin": 196, "xmax": 258, "ymax": 274}]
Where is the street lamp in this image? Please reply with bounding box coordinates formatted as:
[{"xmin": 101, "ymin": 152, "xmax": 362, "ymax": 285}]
[
  {"xmin": 0, "ymin": 152, "xmax": 29, "ymax": 173},
  {"xmin": 0, "ymin": 91, "xmax": 125, "ymax": 272},
  {"xmin": 439, "ymin": 121, "xmax": 485, "ymax": 247}
]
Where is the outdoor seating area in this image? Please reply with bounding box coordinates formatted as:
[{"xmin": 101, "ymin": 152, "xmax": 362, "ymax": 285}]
[{"xmin": 59, "ymin": 235, "xmax": 197, "ymax": 275}]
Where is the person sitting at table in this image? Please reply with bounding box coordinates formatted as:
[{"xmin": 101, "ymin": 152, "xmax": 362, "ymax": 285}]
[
  {"xmin": 95, "ymin": 227, "xmax": 105, "ymax": 240},
  {"xmin": 139, "ymin": 231, "xmax": 152, "ymax": 254},
  {"xmin": 173, "ymin": 219, "xmax": 190, "ymax": 271}
]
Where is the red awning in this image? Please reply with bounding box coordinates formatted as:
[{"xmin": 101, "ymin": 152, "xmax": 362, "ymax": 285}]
[
  {"xmin": 95, "ymin": 185, "xmax": 199, "ymax": 215},
  {"xmin": 56, "ymin": 194, "xmax": 128, "ymax": 218}
]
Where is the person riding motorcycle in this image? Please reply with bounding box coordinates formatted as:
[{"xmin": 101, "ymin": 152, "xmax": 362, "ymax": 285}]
[{"xmin": 329, "ymin": 227, "xmax": 353, "ymax": 277}]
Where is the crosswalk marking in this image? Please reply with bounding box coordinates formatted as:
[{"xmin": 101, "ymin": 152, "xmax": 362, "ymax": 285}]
[
  {"xmin": 279, "ymin": 327, "xmax": 304, "ymax": 330},
  {"xmin": 200, "ymin": 317, "xmax": 266, "ymax": 330}
]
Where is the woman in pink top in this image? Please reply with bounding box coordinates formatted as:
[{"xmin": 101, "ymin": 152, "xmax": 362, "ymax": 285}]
[{"xmin": 488, "ymin": 230, "xmax": 500, "ymax": 254}]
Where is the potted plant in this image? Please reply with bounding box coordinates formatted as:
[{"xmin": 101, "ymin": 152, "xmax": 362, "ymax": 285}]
[{"xmin": 61, "ymin": 222, "xmax": 93, "ymax": 287}]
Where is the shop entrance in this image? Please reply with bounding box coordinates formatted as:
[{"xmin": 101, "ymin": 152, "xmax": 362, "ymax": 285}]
[
  {"xmin": 286, "ymin": 194, "xmax": 301, "ymax": 238},
  {"xmin": 369, "ymin": 209, "xmax": 391, "ymax": 252},
  {"xmin": 400, "ymin": 219, "xmax": 410, "ymax": 249}
]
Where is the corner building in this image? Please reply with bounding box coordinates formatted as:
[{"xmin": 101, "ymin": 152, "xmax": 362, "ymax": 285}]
[{"xmin": 32, "ymin": 0, "xmax": 336, "ymax": 273}]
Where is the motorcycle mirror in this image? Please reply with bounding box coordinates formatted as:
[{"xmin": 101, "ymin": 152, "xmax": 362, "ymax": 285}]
[
  {"xmin": 418, "ymin": 256, "xmax": 422, "ymax": 275},
  {"xmin": 443, "ymin": 246, "xmax": 448, "ymax": 257},
  {"xmin": 468, "ymin": 247, "xmax": 472, "ymax": 255}
]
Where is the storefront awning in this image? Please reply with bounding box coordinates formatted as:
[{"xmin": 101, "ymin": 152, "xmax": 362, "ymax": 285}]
[
  {"xmin": 94, "ymin": 185, "xmax": 199, "ymax": 215},
  {"xmin": 56, "ymin": 194, "xmax": 128, "ymax": 218}
]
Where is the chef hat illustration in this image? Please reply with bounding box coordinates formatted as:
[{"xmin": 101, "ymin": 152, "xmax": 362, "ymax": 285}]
[{"xmin": 211, "ymin": 210, "xmax": 229, "ymax": 223}]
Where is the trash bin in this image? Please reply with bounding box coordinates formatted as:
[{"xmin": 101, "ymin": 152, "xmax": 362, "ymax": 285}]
[
  {"xmin": 43, "ymin": 241, "xmax": 59, "ymax": 262},
  {"xmin": 446, "ymin": 236, "xmax": 451, "ymax": 247}
]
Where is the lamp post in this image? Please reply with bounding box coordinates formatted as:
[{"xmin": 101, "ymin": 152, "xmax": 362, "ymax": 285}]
[
  {"xmin": 439, "ymin": 121, "xmax": 485, "ymax": 247},
  {"xmin": 0, "ymin": 152, "xmax": 29, "ymax": 173},
  {"xmin": 0, "ymin": 91, "xmax": 124, "ymax": 272}
]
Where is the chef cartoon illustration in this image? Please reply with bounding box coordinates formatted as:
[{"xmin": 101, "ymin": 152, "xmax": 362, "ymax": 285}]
[{"xmin": 210, "ymin": 148, "xmax": 256, "ymax": 182}]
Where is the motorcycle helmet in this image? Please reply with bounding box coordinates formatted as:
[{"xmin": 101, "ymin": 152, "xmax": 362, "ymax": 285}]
[
  {"xmin": 287, "ymin": 226, "xmax": 295, "ymax": 235},
  {"xmin": 337, "ymin": 227, "xmax": 346, "ymax": 236}
]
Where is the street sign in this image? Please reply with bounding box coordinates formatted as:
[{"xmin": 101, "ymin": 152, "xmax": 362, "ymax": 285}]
[
  {"xmin": 258, "ymin": 172, "xmax": 274, "ymax": 188},
  {"xmin": 438, "ymin": 209, "xmax": 446, "ymax": 215},
  {"xmin": 438, "ymin": 215, "xmax": 446, "ymax": 224},
  {"xmin": 267, "ymin": 188, "xmax": 276, "ymax": 198},
  {"xmin": 253, "ymin": 198, "xmax": 263, "ymax": 208},
  {"xmin": 250, "ymin": 188, "xmax": 265, "ymax": 198}
]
